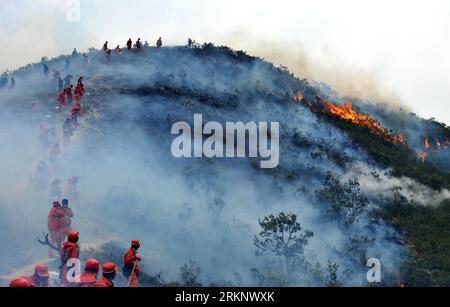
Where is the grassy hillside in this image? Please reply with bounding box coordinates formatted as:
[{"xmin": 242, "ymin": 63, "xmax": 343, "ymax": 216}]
[
  {"xmin": 320, "ymin": 113, "xmax": 450, "ymax": 286},
  {"xmin": 379, "ymin": 199, "xmax": 450, "ymax": 286},
  {"xmin": 325, "ymin": 115, "xmax": 450, "ymax": 191}
]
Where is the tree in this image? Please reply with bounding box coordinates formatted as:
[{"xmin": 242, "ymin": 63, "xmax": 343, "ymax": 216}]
[
  {"xmin": 316, "ymin": 172, "xmax": 369, "ymax": 225},
  {"xmin": 345, "ymin": 234, "xmax": 375, "ymax": 265},
  {"xmin": 254, "ymin": 212, "xmax": 314, "ymax": 279},
  {"xmin": 325, "ymin": 262, "xmax": 341, "ymax": 287},
  {"xmin": 180, "ymin": 260, "xmax": 202, "ymax": 287},
  {"xmin": 313, "ymin": 261, "xmax": 342, "ymax": 287}
]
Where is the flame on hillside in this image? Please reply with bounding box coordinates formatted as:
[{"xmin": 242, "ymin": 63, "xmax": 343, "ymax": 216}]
[
  {"xmin": 323, "ymin": 100, "xmax": 407, "ymax": 145},
  {"xmin": 292, "ymin": 93, "xmax": 450, "ymax": 164},
  {"xmin": 293, "ymin": 93, "xmax": 406, "ymax": 145},
  {"xmin": 293, "ymin": 93, "xmax": 304, "ymax": 102},
  {"xmin": 417, "ymin": 136, "xmax": 450, "ymax": 162}
]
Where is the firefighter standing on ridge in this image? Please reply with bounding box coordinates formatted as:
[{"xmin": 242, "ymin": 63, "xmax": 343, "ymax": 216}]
[
  {"xmin": 17, "ymin": 264, "xmax": 50, "ymax": 287},
  {"xmin": 106, "ymin": 48, "xmax": 112, "ymax": 61},
  {"xmin": 9, "ymin": 278, "xmax": 35, "ymax": 287},
  {"xmin": 123, "ymin": 240, "xmax": 141, "ymax": 287},
  {"xmin": 76, "ymin": 76, "xmax": 85, "ymax": 95},
  {"xmin": 64, "ymin": 85, "xmax": 73, "ymax": 103},
  {"xmin": 95, "ymin": 263, "xmax": 118, "ymax": 287},
  {"xmin": 71, "ymin": 259, "xmax": 100, "ymax": 287},
  {"xmin": 74, "ymin": 84, "xmax": 82, "ymax": 102},
  {"xmin": 136, "ymin": 38, "xmax": 142, "ymax": 49},
  {"xmin": 43, "ymin": 63, "xmax": 49, "ymax": 78},
  {"xmin": 156, "ymin": 37, "xmax": 162, "ymax": 49},
  {"xmin": 60, "ymin": 231, "xmax": 80, "ymax": 285},
  {"xmin": 72, "ymin": 76, "xmax": 84, "ymax": 114},
  {"xmin": 127, "ymin": 38, "xmax": 132, "ymax": 50},
  {"xmin": 52, "ymin": 70, "xmax": 60, "ymax": 81},
  {"xmin": 63, "ymin": 74, "xmax": 73, "ymax": 88},
  {"xmin": 47, "ymin": 200, "xmax": 65, "ymax": 256},
  {"xmin": 60, "ymin": 199, "xmax": 74, "ymax": 239},
  {"xmin": 57, "ymin": 90, "xmax": 66, "ymax": 108},
  {"xmin": 103, "ymin": 41, "xmax": 111, "ymax": 61}
]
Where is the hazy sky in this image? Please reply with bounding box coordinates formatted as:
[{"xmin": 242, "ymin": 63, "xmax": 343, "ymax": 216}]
[{"xmin": 1, "ymin": 0, "xmax": 449, "ymax": 123}]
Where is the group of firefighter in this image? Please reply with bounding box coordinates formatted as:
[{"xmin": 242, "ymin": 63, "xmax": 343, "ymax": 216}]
[
  {"xmin": 103, "ymin": 37, "xmax": 163, "ymax": 60},
  {"xmin": 9, "ymin": 238, "xmax": 142, "ymax": 288},
  {"xmin": 57, "ymin": 75, "xmax": 84, "ymax": 146},
  {"xmin": 9, "ymin": 42, "xmax": 153, "ymax": 287},
  {"xmin": 57, "ymin": 76, "xmax": 84, "ymax": 114}
]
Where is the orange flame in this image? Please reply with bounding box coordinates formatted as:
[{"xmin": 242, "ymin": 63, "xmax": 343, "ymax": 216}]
[
  {"xmin": 324, "ymin": 101, "xmax": 407, "ymax": 145},
  {"xmin": 293, "ymin": 94, "xmax": 449, "ymax": 162},
  {"xmin": 419, "ymin": 136, "xmax": 450, "ymax": 161},
  {"xmin": 417, "ymin": 151, "xmax": 427, "ymax": 162},
  {"xmin": 293, "ymin": 93, "xmax": 304, "ymax": 102},
  {"xmin": 424, "ymin": 137, "xmax": 430, "ymax": 149}
]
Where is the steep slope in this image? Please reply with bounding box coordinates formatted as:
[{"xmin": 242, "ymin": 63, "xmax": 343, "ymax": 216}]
[{"xmin": 0, "ymin": 43, "xmax": 449, "ymax": 286}]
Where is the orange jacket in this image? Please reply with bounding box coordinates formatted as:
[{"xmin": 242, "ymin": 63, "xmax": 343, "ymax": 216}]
[
  {"xmin": 124, "ymin": 248, "xmax": 141, "ymax": 274},
  {"xmin": 61, "ymin": 241, "xmax": 80, "ymax": 267},
  {"xmin": 48, "ymin": 207, "xmax": 65, "ymax": 230},
  {"xmin": 74, "ymin": 271, "xmax": 98, "ymax": 287},
  {"xmin": 95, "ymin": 277, "xmax": 114, "ymax": 287},
  {"xmin": 61, "ymin": 207, "xmax": 74, "ymax": 229},
  {"xmin": 22, "ymin": 274, "xmax": 49, "ymax": 287},
  {"xmin": 65, "ymin": 87, "xmax": 73, "ymax": 99},
  {"xmin": 57, "ymin": 92, "xmax": 66, "ymax": 104}
]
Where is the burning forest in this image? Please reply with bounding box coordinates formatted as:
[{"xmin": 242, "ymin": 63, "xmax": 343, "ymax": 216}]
[
  {"xmin": 0, "ymin": 41, "xmax": 449, "ymax": 289},
  {"xmin": 294, "ymin": 92, "xmax": 450, "ymax": 167},
  {"xmin": 416, "ymin": 136, "xmax": 450, "ymax": 162}
]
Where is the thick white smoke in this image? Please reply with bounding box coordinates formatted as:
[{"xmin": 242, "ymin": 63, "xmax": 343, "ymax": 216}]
[{"xmin": 0, "ymin": 45, "xmax": 417, "ymax": 286}]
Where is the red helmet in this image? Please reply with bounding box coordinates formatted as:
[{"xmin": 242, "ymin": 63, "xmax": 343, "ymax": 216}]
[
  {"xmin": 85, "ymin": 259, "xmax": 100, "ymax": 272},
  {"xmin": 131, "ymin": 240, "xmax": 140, "ymax": 247},
  {"xmin": 68, "ymin": 231, "xmax": 79, "ymax": 243},
  {"xmin": 9, "ymin": 278, "xmax": 35, "ymax": 287},
  {"xmin": 34, "ymin": 264, "xmax": 49, "ymax": 278},
  {"xmin": 102, "ymin": 262, "xmax": 118, "ymax": 274}
]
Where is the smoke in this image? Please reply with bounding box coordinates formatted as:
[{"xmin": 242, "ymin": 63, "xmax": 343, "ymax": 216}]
[
  {"xmin": 346, "ymin": 163, "xmax": 450, "ymax": 207},
  {"xmin": 2, "ymin": 0, "xmax": 449, "ymax": 127},
  {"xmin": 218, "ymin": 29, "xmax": 409, "ymax": 110},
  {"xmin": 0, "ymin": 46, "xmax": 410, "ymax": 286},
  {"xmin": 0, "ymin": 1, "xmax": 96, "ymax": 72}
]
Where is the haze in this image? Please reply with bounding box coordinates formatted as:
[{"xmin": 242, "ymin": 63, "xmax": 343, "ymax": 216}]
[{"xmin": 0, "ymin": 0, "xmax": 449, "ymax": 124}]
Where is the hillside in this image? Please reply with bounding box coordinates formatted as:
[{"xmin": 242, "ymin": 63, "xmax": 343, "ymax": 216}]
[{"xmin": 0, "ymin": 43, "xmax": 449, "ymax": 286}]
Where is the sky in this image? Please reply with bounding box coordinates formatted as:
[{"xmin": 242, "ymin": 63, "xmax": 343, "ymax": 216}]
[{"xmin": 0, "ymin": 0, "xmax": 449, "ymax": 124}]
